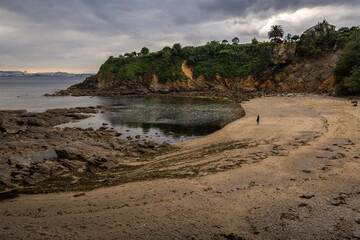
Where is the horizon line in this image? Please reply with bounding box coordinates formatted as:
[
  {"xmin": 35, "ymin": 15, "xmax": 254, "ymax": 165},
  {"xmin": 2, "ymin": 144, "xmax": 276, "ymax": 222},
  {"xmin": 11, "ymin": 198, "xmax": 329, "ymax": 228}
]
[{"xmin": 0, "ymin": 69, "xmax": 97, "ymax": 74}]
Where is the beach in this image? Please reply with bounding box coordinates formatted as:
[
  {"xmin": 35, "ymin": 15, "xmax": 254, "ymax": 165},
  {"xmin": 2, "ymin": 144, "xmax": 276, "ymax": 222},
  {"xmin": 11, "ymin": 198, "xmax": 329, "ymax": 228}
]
[{"xmin": 1, "ymin": 96, "xmax": 360, "ymax": 239}]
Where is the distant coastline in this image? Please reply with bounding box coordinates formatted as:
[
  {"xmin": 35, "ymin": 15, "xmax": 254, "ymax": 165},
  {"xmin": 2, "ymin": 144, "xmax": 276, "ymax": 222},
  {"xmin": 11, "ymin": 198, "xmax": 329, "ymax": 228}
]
[{"xmin": 0, "ymin": 70, "xmax": 93, "ymax": 77}]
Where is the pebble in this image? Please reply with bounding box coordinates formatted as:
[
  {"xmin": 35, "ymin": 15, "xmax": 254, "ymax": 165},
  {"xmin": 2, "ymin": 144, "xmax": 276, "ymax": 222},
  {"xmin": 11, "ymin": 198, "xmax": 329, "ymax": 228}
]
[
  {"xmin": 353, "ymin": 229, "xmax": 360, "ymax": 238},
  {"xmin": 300, "ymin": 194, "xmax": 315, "ymax": 199},
  {"xmin": 73, "ymin": 193, "xmax": 86, "ymax": 197},
  {"xmin": 331, "ymin": 200, "xmax": 341, "ymax": 206}
]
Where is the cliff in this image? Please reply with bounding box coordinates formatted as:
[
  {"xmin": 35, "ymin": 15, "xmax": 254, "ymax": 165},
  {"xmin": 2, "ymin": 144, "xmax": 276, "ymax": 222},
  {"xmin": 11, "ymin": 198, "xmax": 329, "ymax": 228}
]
[{"xmin": 59, "ymin": 22, "xmax": 359, "ymax": 97}]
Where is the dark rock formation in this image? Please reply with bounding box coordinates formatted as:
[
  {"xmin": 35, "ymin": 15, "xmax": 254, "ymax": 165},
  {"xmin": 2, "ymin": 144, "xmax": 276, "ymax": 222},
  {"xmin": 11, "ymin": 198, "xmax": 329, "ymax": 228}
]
[{"xmin": 0, "ymin": 107, "xmax": 175, "ymax": 193}]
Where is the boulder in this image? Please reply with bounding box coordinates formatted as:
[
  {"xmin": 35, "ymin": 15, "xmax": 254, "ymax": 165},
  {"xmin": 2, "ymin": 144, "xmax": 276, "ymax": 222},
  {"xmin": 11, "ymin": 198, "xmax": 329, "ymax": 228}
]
[
  {"xmin": 86, "ymin": 156, "xmax": 116, "ymax": 170},
  {"xmin": 59, "ymin": 159, "xmax": 86, "ymax": 171},
  {"xmin": 0, "ymin": 189, "xmax": 19, "ymax": 200},
  {"xmin": 55, "ymin": 147, "xmax": 88, "ymax": 161},
  {"xmin": 26, "ymin": 118, "xmax": 45, "ymax": 127},
  {"xmin": 11, "ymin": 170, "xmax": 29, "ymax": 178},
  {"xmin": 145, "ymin": 141, "xmax": 156, "ymax": 149},
  {"xmin": 32, "ymin": 161, "xmax": 60, "ymax": 175},
  {"xmin": 25, "ymin": 173, "xmax": 49, "ymax": 185},
  {"xmin": 0, "ymin": 165, "xmax": 12, "ymax": 185},
  {"xmin": 26, "ymin": 161, "xmax": 66, "ymax": 185},
  {"xmin": 0, "ymin": 119, "xmax": 6, "ymax": 132},
  {"xmin": 8, "ymin": 157, "xmax": 31, "ymax": 169},
  {"xmin": 65, "ymin": 113, "xmax": 87, "ymax": 120}
]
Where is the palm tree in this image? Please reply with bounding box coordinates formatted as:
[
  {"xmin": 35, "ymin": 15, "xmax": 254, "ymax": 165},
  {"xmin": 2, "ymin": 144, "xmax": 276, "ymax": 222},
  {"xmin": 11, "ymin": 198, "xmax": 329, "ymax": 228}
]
[{"xmin": 268, "ymin": 25, "xmax": 284, "ymax": 41}]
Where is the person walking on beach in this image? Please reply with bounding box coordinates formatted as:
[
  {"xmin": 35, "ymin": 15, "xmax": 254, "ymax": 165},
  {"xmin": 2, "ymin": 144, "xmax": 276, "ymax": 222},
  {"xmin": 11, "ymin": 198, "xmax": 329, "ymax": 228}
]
[{"xmin": 256, "ymin": 115, "xmax": 260, "ymax": 125}]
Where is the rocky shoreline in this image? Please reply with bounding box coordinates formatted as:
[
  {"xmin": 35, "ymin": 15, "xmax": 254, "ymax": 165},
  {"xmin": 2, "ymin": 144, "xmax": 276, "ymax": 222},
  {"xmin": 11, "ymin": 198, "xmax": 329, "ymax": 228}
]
[
  {"xmin": 1, "ymin": 96, "xmax": 359, "ymax": 239},
  {"xmin": 49, "ymin": 74, "xmax": 272, "ymax": 102},
  {"xmin": 0, "ymin": 107, "xmax": 174, "ymax": 195},
  {"xmin": 3, "ymin": 90, "xmax": 355, "ymax": 198}
]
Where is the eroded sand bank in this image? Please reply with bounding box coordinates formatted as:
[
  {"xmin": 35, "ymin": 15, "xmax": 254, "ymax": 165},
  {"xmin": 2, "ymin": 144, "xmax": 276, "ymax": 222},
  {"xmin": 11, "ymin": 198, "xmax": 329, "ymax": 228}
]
[{"xmin": 1, "ymin": 96, "xmax": 360, "ymax": 239}]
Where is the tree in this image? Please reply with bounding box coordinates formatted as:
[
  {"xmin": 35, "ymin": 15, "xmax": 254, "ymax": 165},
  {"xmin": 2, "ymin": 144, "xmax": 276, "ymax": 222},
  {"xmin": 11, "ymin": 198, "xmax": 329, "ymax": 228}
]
[
  {"xmin": 313, "ymin": 20, "xmax": 335, "ymax": 36},
  {"xmin": 268, "ymin": 25, "xmax": 284, "ymax": 41},
  {"xmin": 297, "ymin": 20, "xmax": 338, "ymax": 57},
  {"xmin": 232, "ymin": 37, "xmax": 239, "ymax": 45},
  {"xmin": 172, "ymin": 43, "xmax": 182, "ymax": 56},
  {"xmin": 251, "ymin": 37, "xmax": 258, "ymax": 45},
  {"xmin": 140, "ymin": 47, "xmax": 149, "ymax": 55},
  {"xmin": 334, "ymin": 29, "xmax": 360, "ymax": 94},
  {"xmin": 222, "ymin": 39, "xmax": 228, "ymax": 44},
  {"xmin": 342, "ymin": 66, "xmax": 360, "ymax": 93},
  {"xmin": 131, "ymin": 51, "xmax": 137, "ymax": 57},
  {"xmin": 291, "ymin": 35, "xmax": 300, "ymax": 41},
  {"xmin": 172, "ymin": 43, "xmax": 182, "ymax": 52},
  {"xmin": 338, "ymin": 27, "xmax": 350, "ymax": 33},
  {"xmin": 161, "ymin": 46, "xmax": 172, "ymax": 62},
  {"xmin": 162, "ymin": 46, "xmax": 171, "ymax": 52},
  {"xmin": 286, "ymin": 33, "xmax": 292, "ymax": 41}
]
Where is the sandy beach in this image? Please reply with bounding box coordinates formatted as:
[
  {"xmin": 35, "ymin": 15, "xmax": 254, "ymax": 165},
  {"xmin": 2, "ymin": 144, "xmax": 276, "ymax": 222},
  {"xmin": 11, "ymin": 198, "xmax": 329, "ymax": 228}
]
[{"xmin": 1, "ymin": 96, "xmax": 360, "ymax": 239}]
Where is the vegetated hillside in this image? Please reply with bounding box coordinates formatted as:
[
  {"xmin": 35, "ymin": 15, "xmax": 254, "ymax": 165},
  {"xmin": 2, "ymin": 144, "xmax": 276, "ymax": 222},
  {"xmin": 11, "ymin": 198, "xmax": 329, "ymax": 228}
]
[{"xmin": 64, "ymin": 21, "xmax": 360, "ymax": 97}]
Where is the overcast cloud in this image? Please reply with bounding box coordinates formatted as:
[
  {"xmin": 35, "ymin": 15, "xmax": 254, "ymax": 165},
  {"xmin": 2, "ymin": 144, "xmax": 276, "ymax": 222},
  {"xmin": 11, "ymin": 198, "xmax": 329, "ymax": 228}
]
[{"xmin": 0, "ymin": 0, "xmax": 359, "ymax": 73}]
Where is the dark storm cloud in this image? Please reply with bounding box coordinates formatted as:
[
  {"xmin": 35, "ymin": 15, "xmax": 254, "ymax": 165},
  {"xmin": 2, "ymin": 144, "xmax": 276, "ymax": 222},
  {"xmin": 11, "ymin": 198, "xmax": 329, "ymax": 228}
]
[
  {"xmin": 198, "ymin": 0, "xmax": 360, "ymax": 19},
  {"xmin": 0, "ymin": 0, "xmax": 188, "ymax": 34},
  {"xmin": 0, "ymin": 0, "xmax": 359, "ymax": 72}
]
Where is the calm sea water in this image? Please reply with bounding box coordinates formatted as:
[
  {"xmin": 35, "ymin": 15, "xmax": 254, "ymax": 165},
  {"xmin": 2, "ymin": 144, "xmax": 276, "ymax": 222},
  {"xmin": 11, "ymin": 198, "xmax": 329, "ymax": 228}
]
[
  {"xmin": 0, "ymin": 76, "xmax": 99, "ymax": 112},
  {"xmin": 0, "ymin": 76, "xmax": 245, "ymax": 143}
]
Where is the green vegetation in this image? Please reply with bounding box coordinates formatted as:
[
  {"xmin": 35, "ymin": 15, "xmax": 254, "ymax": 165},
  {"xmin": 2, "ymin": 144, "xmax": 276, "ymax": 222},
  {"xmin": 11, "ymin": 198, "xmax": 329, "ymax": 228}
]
[
  {"xmin": 334, "ymin": 28, "xmax": 360, "ymax": 94},
  {"xmin": 99, "ymin": 44, "xmax": 184, "ymax": 83},
  {"xmin": 140, "ymin": 47, "xmax": 149, "ymax": 55},
  {"xmin": 97, "ymin": 20, "xmax": 359, "ymax": 95},
  {"xmin": 297, "ymin": 20, "xmax": 339, "ymax": 57},
  {"xmin": 182, "ymin": 41, "xmax": 274, "ymax": 81},
  {"xmin": 232, "ymin": 37, "xmax": 240, "ymax": 45},
  {"xmin": 99, "ymin": 41, "xmax": 275, "ymax": 83},
  {"xmin": 268, "ymin": 25, "xmax": 284, "ymax": 42},
  {"xmin": 291, "ymin": 35, "xmax": 300, "ymax": 42}
]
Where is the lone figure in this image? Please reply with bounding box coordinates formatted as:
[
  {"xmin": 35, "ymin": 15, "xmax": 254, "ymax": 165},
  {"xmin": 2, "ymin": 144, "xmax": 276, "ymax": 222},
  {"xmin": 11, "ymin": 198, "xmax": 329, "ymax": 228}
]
[{"xmin": 256, "ymin": 115, "xmax": 260, "ymax": 125}]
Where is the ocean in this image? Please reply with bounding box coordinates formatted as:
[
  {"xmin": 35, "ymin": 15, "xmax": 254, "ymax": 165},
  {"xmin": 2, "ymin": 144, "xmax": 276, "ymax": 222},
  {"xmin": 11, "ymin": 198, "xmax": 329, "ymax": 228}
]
[
  {"xmin": 0, "ymin": 76, "xmax": 99, "ymax": 112},
  {"xmin": 0, "ymin": 76, "xmax": 244, "ymax": 143}
]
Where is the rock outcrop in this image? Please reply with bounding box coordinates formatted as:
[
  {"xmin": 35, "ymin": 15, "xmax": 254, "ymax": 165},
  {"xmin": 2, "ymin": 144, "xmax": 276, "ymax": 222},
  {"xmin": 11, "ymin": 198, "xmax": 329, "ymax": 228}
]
[{"xmin": 0, "ymin": 108, "xmax": 174, "ymax": 194}]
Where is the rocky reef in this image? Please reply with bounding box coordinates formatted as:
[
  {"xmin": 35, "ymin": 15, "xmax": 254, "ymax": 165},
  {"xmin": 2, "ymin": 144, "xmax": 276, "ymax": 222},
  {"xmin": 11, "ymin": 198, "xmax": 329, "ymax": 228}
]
[{"xmin": 0, "ymin": 107, "xmax": 174, "ymax": 195}]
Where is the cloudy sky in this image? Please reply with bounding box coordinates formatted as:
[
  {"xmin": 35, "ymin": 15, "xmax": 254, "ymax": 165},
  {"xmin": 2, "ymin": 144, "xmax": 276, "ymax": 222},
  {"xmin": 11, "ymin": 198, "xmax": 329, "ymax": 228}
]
[{"xmin": 0, "ymin": 0, "xmax": 359, "ymax": 73}]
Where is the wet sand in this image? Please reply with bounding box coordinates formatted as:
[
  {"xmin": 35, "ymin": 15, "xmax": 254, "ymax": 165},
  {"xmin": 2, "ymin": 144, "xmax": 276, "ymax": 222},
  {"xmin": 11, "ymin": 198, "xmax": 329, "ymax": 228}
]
[{"xmin": 1, "ymin": 96, "xmax": 360, "ymax": 239}]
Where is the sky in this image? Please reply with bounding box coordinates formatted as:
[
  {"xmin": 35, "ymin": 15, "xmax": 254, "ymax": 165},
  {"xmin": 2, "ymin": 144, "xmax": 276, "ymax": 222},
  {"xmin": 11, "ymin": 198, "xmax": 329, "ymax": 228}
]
[{"xmin": 0, "ymin": 0, "xmax": 359, "ymax": 73}]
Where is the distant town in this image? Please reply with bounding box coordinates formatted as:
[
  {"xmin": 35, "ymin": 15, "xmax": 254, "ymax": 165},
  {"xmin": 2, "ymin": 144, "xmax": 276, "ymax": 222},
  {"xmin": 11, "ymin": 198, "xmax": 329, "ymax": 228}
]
[{"xmin": 0, "ymin": 70, "xmax": 93, "ymax": 77}]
